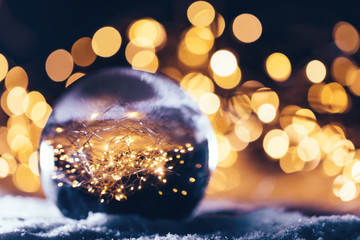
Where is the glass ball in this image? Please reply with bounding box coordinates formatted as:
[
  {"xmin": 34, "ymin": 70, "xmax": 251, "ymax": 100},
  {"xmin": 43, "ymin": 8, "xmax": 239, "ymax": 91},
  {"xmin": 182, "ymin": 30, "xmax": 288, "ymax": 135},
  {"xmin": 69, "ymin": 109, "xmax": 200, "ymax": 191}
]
[{"xmin": 39, "ymin": 68, "xmax": 217, "ymax": 219}]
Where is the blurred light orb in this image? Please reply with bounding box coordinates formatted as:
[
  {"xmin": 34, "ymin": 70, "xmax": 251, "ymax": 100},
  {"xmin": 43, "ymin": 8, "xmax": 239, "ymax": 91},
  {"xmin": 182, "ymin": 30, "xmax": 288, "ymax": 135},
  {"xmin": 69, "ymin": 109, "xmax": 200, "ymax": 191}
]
[
  {"xmin": 212, "ymin": 66, "xmax": 241, "ymax": 89},
  {"xmin": 46, "ymin": 49, "xmax": 74, "ymax": 82},
  {"xmin": 5, "ymin": 66, "xmax": 28, "ymax": 90},
  {"xmin": 257, "ymin": 103, "xmax": 276, "ymax": 123},
  {"xmin": 65, "ymin": 72, "xmax": 85, "ymax": 88},
  {"xmin": 131, "ymin": 50, "xmax": 159, "ymax": 73},
  {"xmin": 92, "ymin": 26, "xmax": 122, "ymax": 58},
  {"xmin": 209, "ymin": 14, "xmax": 226, "ymax": 38},
  {"xmin": 128, "ymin": 18, "xmax": 166, "ymax": 49},
  {"xmin": 0, "ymin": 53, "xmax": 8, "ymax": 82},
  {"xmin": 263, "ymin": 129, "xmax": 289, "ymax": 159},
  {"xmin": 306, "ymin": 60, "xmax": 326, "ymax": 83},
  {"xmin": 331, "ymin": 57, "xmax": 355, "ymax": 86},
  {"xmin": 210, "ymin": 50, "xmax": 237, "ymax": 77},
  {"xmin": 333, "ymin": 21, "xmax": 360, "ymax": 54},
  {"xmin": 40, "ymin": 68, "xmax": 217, "ymax": 220},
  {"xmin": 187, "ymin": 1, "xmax": 215, "ymax": 27},
  {"xmin": 184, "ymin": 27, "xmax": 214, "ymax": 55},
  {"xmin": 232, "ymin": 13, "xmax": 262, "ymax": 43},
  {"xmin": 13, "ymin": 164, "xmax": 40, "ymax": 193},
  {"xmin": 71, "ymin": 37, "xmax": 97, "ymax": 67},
  {"xmin": 199, "ymin": 93, "xmax": 220, "ymax": 115},
  {"xmin": 7, "ymin": 87, "xmax": 28, "ymax": 115},
  {"xmin": 266, "ymin": 52, "xmax": 291, "ymax": 82},
  {"xmin": 0, "ymin": 157, "xmax": 9, "ymax": 178}
]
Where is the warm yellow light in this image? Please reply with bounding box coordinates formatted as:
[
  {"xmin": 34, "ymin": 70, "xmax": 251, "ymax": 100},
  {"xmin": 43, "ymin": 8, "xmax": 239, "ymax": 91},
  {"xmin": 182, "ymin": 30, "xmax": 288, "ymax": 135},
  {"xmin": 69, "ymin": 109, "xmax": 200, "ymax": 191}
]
[
  {"xmin": 1, "ymin": 154, "xmax": 17, "ymax": 175},
  {"xmin": 331, "ymin": 57, "xmax": 356, "ymax": 86},
  {"xmin": 31, "ymin": 101, "xmax": 47, "ymax": 121},
  {"xmin": 348, "ymin": 69, "xmax": 360, "ymax": 96},
  {"xmin": 251, "ymin": 87, "xmax": 279, "ymax": 113},
  {"xmin": 0, "ymin": 53, "xmax": 8, "ymax": 82},
  {"xmin": 13, "ymin": 164, "xmax": 40, "ymax": 193},
  {"xmin": 333, "ymin": 21, "xmax": 360, "ymax": 54},
  {"xmin": 199, "ymin": 93, "xmax": 220, "ymax": 115},
  {"xmin": 71, "ymin": 37, "xmax": 97, "ymax": 67},
  {"xmin": 321, "ymin": 82, "xmax": 348, "ymax": 114},
  {"xmin": 29, "ymin": 151, "xmax": 39, "ymax": 176},
  {"xmin": 306, "ymin": 60, "xmax": 326, "ymax": 83},
  {"xmin": 266, "ymin": 52, "xmax": 291, "ymax": 82},
  {"xmin": 128, "ymin": 18, "xmax": 166, "ymax": 49},
  {"xmin": 184, "ymin": 27, "xmax": 214, "ymax": 55},
  {"xmin": 263, "ymin": 129, "xmax": 289, "ymax": 159},
  {"xmin": 292, "ymin": 108, "xmax": 316, "ymax": 134},
  {"xmin": 339, "ymin": 182, "xmax": 358, "ymax": 202},
  {"xmin": 297, "ymin": 137, "xmax": 320, "ymax": 162},
  {"xmin": 279, "ymin": 147, "xmax": 305, "ymax": 173},
  {"xmin": 235, "ymin": 115, "xmax": 263, "ymax": 142},
  {"xmin": 226, "ymin": 129, "xmax": 249, "ymax": 151},
  {"xmin": 208, "ymin": 14, "xmax": 225, "ymax": 38},
  {"xmin": 23, "ymin": 91, "xmax": 46, "ymax": 120},
  {"xmin": 5, "ymin": 66, "xmax": 28, "ymax": 90},
  {"xmin": 331, "ymin": 139, "xmax": 355, "ymax": 167},
  {"xmin": 65, "ymin": 72, "xmax": 85, "ymax": 88},
  {"xmin": 322, "ymin": 158, "xmax": 342, "ymax": 176},
  {"xmin": 216, "ymin": 134, "xmax": 232, "ymax": 164},
  {"xmin": 180, "ymin": 72, "xmax": 214, "ymax": 101},
  {"xmin": 212, "ymin": 66, "xmax": 241, "ymax": 89},
  {"xmin": 125, "ymin": 40, "xmax": 155, "ymax": 65},
  {"xmin": 0, "ymin": 157, "xmax": 9, "ymax": 178},
  {"xmin": 131, "ymin": 50, "xmax": 159, "ymax": 73},
  {"xmin": 46, "ymin": 49, "xmax": 74, "ymax": 82},
  {"xmin": 210, "ymin": 50, "xmax": 237, "ymax": 77},
  {"xmin": 279, "ymin": 105, "xmax": 301, "ymax": 129},
  {"xmin": 92, "ymin": 26, "xmax": 122, "ymax": 58},
  {"xmin": 7, "ymin": 87, "xmax": 28, "ymax": 115},
  {"xmin": 178, "ymin": 41, "xmax": 208, "ymax": 67},
  {"xmin": 232, "ymin": 13, "xmax": 262, "ymax": 43},
  {"xmin": 257, "ymin": 103, "xmax": 276, "ymax": 123},
  {"xmin": 187, "ymin": 1, "xmax": 215, "ymax": 27}
]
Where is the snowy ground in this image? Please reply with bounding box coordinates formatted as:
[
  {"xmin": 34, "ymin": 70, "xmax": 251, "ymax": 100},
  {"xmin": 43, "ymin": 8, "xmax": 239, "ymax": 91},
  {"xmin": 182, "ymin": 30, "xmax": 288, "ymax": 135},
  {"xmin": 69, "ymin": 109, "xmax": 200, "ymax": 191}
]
[{"xmin": 1, "ymin": 196, "xmax": 360, "ymax": 239}]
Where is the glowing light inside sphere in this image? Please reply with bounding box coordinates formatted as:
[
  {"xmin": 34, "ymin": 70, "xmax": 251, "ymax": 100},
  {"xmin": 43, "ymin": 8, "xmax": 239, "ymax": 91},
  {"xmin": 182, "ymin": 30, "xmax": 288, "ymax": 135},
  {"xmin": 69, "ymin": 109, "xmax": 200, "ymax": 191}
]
[{"xmin": 40, "ymin": 68, "xmax": 216, "ymax": 220}]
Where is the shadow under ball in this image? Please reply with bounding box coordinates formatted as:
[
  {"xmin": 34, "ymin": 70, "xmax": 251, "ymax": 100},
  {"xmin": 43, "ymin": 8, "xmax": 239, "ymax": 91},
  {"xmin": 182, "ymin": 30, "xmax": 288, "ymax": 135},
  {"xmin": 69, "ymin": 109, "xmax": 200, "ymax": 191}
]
[{"xmin": 39, "ymin": 68, "xmax": 218, "ymax": 220}]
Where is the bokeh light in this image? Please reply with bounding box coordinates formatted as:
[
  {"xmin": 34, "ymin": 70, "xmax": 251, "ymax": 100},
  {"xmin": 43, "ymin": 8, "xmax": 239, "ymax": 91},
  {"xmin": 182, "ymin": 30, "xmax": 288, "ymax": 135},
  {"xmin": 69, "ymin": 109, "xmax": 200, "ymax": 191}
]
[
  {"xmin": 263, "ymin": 129, "xmax": 289, "ymax": 159},
  {"xmin": 128, "ymin": 18, "xmax": 166, "ymax": 49},
  {"xmin": 46, "ymin": 49, "xmax": 74, "ymax": 82},
  {"xmin": 5, "ymin": 66, "xmax": 28, "ymax": 90},
  {"xmin": 92, "ymin": 26, "xmax": 122, "ymax": 58},
  {"xmin": 71, "ymin": 37, "xmax": 97, "ymax": 67},
  {"xmin": 210, "ymin": 50, "xmax": 238, "ymax": 77},
  {"xmin": 232, "ymin": 13, "xmax": 262, "ymax": 43},
  {"xmin": 333, "ymin": 21, "xmax": 360, "ymax": 54},
  {"xmin": 306, "ymin": 60, "xmax": 326, "ymax": 83},
  {"xmin": 199, "ymin": 93, "xmax": 220, "ymax": 115},
  {"xmin": 65, "ymin": 72, "xmax": 85, "ymax": 88},
  {"xmin": 266, "ymin": 52, "xmax": 291, "ymax": 82},
  {"xmin": 0, "ymin": 53, "xmax": 8, "ymax": 82},
  {"xmin": 187, "ymin": 1, "xmax": 215, "ymax": 27}
]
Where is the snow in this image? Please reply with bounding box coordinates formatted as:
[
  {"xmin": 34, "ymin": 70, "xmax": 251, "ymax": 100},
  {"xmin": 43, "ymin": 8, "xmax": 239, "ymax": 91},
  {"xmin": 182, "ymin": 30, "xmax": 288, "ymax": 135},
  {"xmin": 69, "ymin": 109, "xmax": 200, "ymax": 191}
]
[{"xmin": 0, "ymin": 196, "xmax": 360, "ymax": 239}]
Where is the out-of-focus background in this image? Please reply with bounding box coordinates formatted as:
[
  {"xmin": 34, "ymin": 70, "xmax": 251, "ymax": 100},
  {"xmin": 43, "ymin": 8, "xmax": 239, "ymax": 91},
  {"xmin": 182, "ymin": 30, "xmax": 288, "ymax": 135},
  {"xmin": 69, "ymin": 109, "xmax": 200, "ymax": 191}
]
[{"xmin": 1, "ymin": 0, "xmax": 360, "ymax": 213}]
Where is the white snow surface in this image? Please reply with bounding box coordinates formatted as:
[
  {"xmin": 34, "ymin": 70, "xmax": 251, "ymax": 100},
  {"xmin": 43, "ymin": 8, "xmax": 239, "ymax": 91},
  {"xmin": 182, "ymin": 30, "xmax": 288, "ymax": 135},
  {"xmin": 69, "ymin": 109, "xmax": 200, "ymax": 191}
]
[{"xmin": 0, "ymin": 195, "xmax": 360, "ymax": 239}]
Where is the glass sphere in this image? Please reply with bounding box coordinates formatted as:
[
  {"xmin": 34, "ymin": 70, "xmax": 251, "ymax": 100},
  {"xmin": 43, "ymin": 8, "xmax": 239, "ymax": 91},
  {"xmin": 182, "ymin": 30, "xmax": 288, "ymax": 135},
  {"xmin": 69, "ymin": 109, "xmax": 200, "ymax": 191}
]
[{"xmin": 40, "ymin": 68, "xmax": 217, "ymax": 219}]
